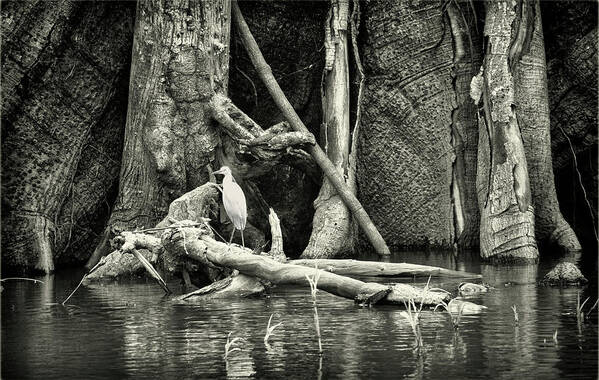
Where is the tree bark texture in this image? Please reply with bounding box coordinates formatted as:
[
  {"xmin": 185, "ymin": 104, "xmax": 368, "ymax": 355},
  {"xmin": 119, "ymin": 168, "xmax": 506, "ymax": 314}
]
[
  {"xmin": 1, "ymin": 0, "xmax": 77, "ymax": 116},
  {"xmin": 87, "ymin": 0, "xmax": 232, "ymax": 267},
  {"xmin": 359, "ymin": 1, "xmax": 456, "ymax": 249},
  {"xmin": 542, "ymin": 0, "xmax": 597, "ymax": 253},
  {"xmin": 447, "ymin": 1, "xmax": 483, "ymax": 248},
  {"xmin": 474, "ymin": 0, "xmax": 538, "ymax": 262},
  {"xmin": 513, "ymin": 0, "xmax": 581, "ymax": 252},
  {"xmin": 1, "ymin": 2, "xmax": 135, "ymax": 273},
  {"xmin": 232, "ymin": 1, "xmax": 391, "ymax": 256},
  {"xmin": 106, "ymin": 0, "xmax": 231, "ymax": 231},
  {"xmin": 2, "ymin": 1, "xmax": 595, "ymax": 272},
  {"xmin": 302, "ymin": 0, "xmax": 355, "ymax": 259}
]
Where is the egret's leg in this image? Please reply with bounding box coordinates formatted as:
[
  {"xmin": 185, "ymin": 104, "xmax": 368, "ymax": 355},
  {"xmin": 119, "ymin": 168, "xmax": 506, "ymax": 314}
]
[
  {"xmin": 241, "ymin": 229, "xmax": 244, "ymax": 248},
  {"xmin": 228, "ymin": 228, "xmax": 235, "ymax": 245}
]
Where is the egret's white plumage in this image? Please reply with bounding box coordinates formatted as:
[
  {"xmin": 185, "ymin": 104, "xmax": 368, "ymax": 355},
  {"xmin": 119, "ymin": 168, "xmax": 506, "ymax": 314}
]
[{"xmin": 213, "ymin": 166, "xmax": 247, "ymax": 247}]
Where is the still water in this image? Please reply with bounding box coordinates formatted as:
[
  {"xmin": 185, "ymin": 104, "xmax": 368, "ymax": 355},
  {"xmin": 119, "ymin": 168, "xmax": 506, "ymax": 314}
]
[{"xmin": 2, "ymin": 252, "xmax": 597, "ymax": 379}]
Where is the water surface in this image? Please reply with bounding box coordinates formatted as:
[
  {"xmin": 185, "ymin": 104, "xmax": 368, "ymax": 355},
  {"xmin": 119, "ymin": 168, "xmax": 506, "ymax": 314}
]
[{"xmin": 2, "ymin": 252, "xmax": 597, "ymax": 379}]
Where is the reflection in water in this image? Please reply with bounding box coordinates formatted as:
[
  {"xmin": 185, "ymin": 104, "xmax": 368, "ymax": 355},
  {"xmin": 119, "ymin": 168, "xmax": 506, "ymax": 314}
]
[
  {"xmin": 1, "ymin": 255, "xmax": 597, "ymax": 379},
  {"xmin": 481, "ymin": 264, "xmax": 540, "ymax": 378}
]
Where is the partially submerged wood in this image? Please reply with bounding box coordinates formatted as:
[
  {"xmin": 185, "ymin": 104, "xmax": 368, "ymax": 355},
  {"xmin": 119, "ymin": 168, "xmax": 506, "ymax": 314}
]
[
  {"xmin": 290, "ymin": 259, "xmax": 481, "ymax": 279},
  {"xmin": 173, "ymin": 209, "xmax": 283, "ymax": 301},
  {"xmin": 175, "ymin": 272, "xmax": 265, "ymax": 301},
  {"xmin": 113, "ymin": 233, "xmax": 170, "ymax": 293},
  {"xmin": 85, "ymin": 248, "xmax": 153, "ymax": 281},
  {"xmin": 86, "ymin": 0, "xmax": 319, "ymax": 270},
  {"xmin": 473, "ymin": 1, "xmax": 539, "ymax": 263},
  {"xmin": 86, "ymin": 183, "xmax": 222, "ymax": 281},
  {"xmin": 163, "ymin": 227, "xmax": 450, "ymax": 306}
]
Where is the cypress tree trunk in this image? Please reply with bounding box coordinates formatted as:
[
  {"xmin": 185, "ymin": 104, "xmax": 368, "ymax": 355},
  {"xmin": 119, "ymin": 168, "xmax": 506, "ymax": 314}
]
[
  {"xmin": 1, "ymin": 2, "xmax": 134, "ymax": 273},
  {"xmin": 474, "ymin": 0, "xmax": 538, "ymax": 262},
  {"xmin": 359, "ymin": 0, "xmax": 457, "ymax": 250},
  {"xmin": 446, "ymin": 0, "xmax": 483, "ymax": 249},
  {"xmin": 86, "ymin": 0, "xmax": 232, "ymax": 267},
  {"xmin": 513, "ymin": 0, "xmax": 581, "ymax": 252}
]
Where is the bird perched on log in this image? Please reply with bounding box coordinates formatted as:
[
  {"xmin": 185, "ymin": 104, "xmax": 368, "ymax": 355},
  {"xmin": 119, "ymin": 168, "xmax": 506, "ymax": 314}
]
[{"xmin": 213, "ymin": 166, "xmax": 247, "ymax": 247}]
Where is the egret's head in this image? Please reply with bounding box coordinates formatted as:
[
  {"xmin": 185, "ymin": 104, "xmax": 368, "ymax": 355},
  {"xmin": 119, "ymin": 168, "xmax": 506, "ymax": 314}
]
[{"xmin": 213, "ymin": 166, "xmax": 232, "ymax": 177}]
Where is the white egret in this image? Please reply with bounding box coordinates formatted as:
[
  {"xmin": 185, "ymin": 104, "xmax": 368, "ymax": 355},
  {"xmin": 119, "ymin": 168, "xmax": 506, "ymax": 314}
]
[{"xmin": 213, "ymin": 166, "xmax": 247, "ymax": 247}]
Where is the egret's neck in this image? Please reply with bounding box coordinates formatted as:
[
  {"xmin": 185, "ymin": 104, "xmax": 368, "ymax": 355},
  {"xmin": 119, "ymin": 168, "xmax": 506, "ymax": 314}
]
[{"xmin": 223, "ymin": 173, "xmax": 234, "ymax": 186}]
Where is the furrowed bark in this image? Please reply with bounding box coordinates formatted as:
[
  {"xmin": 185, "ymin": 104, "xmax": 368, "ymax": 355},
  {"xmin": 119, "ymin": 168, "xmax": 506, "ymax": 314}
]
[
  {"xmin": 513, "ymin": 0, "xmax": 581, "ymax": 253},
  {"xmin": 302, "ymin": 0, "xmax": 354, "ymax": 259},
  {"xmin": 1, "ymin": 0, "xmax": 78, "ymax": 116},
  {"xmin": 359, "ymin": 1, "xmax": 458, "ymax": 249},
  {"xmin": 86, "ymin": 0, "xmax": 232, "ymax": 269},
  {"xmin": 548, "ymin": 28, "xmax": 597, "ymax": 171},
  {"xmin": 447, "ymin": 1, "xmax": 482, "ymax": 248},
  {"xmin": 473, "ymin": 1, "xmax": 538, "ymax": 263},
  {"xmin": 231, "ymin": 1, "xmax": 391, "ymax": 256},
  {"xmin": 87, "ymin": 0, "xmax": 321, "ymax": 268},
  {"xmin": 1, "ymin": 2, "xmax": 134, "ymax": 273},
  {"xmin": 101, "ymin": 0, "xmax": 230, "ymax": 237}
]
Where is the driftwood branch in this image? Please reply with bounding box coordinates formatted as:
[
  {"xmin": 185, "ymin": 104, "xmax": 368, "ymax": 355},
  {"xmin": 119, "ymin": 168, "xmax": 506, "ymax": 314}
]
[
  {"xmin": 112, "ymin": 231, "xmax": 170, "ymax": 293},
  {"xmin": 231, "ymin": 1, "xmax": 391, "ymax": 256},
  {"xmin": 85, "ymin": 183, "xmax": 221, "ymax": 282},
  {"xmin": 290, "ymin": 259, "xmax": 482, "ymax": 279},
  {"xmin": 210, "ymin": 93, "xmax": 317, "ymax": 179},
  {"xmin": 163, "ymin": 227, "xmax": 450, "ymax": 306}
]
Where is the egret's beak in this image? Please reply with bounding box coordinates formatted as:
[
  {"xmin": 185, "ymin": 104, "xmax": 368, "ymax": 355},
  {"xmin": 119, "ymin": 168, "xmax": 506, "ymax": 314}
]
[{"xmin": 212, "ymin": 168, "xmax": 225, "ymax": 175}]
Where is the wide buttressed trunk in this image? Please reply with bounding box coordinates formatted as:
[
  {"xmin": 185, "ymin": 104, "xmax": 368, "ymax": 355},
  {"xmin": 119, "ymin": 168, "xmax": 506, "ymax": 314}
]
[
  {"xmin": 1, "ymin": 2, "xmax": 134, "ymax": 273},
  {"xmin": 87, "ymin": 0, "xmax": 232, "ymax": 266},
  {"xmin": 513, "ymin": 0, "xmax": 581, "ymax": 253},
  {"xmin": 473, "ymin": 0, "xmax": 538, "ymax": 262},
  {"xmin": 543, "ymin": 0, "xmax": 597, "ymax": 254},
  {"xmin": 359, "ymin": 0, "xmax": 472, "ymax": 250}
]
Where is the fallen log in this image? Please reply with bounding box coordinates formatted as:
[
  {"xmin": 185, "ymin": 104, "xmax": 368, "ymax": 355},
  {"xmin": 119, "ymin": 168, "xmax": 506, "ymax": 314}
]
[
  {"xmin": 290, "ymin": 259, "xmax": 482, "ymax": 279},
  {"xmin": 83, "ymin": 182, "xmax": 478, "ymax": 305},
  {"xmin": 162, "ymin": 227, "xmax": 450, "ymax": 306}
]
